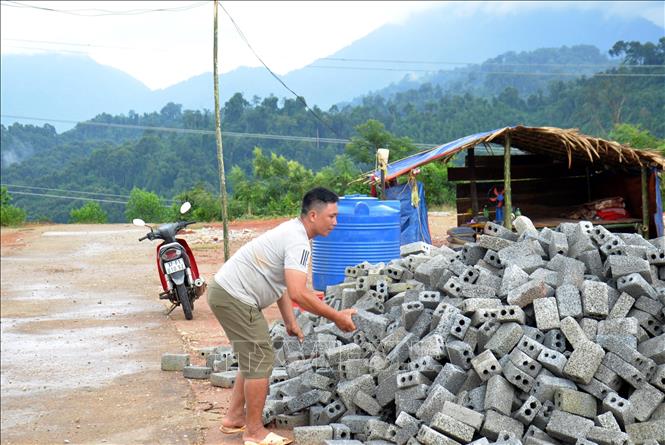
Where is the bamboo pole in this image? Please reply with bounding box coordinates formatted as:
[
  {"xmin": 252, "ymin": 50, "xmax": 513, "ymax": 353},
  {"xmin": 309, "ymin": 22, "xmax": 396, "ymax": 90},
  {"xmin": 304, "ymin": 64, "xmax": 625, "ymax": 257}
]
[
  {"xmin": 641, "ymin": 166, "xmax": 650, "ymax": 238},
  {"xmin": 214, "ymin": 1, "xmax": 230, "ymax": 261},
  {"xmin": 504, "ymin": 133, "xmax": 512, "ymax": 231}
]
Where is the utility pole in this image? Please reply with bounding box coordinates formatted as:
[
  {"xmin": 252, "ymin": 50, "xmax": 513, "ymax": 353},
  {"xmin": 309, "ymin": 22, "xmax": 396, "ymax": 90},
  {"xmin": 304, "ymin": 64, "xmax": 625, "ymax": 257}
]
[{"xmin": 214, "ymin": 1, "xmax": 230, "ymax": 260}]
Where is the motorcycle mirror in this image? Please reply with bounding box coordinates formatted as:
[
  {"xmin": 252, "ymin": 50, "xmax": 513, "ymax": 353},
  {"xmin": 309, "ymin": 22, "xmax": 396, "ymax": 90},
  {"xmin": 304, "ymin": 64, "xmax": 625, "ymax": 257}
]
[
  {"xmin": 180, "ymin": 202, "xmax": 192, "ymax": 214},
  {"xmin": 132, "ymin": 218, "xmax": 146, "ymax": 227}
]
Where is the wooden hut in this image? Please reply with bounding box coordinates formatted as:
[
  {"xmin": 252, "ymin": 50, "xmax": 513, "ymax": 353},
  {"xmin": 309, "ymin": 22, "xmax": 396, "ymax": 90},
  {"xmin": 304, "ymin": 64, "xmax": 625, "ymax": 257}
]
[{"xmin": 372, "ymin": 126, "xmax": 665, "ymax": 237}]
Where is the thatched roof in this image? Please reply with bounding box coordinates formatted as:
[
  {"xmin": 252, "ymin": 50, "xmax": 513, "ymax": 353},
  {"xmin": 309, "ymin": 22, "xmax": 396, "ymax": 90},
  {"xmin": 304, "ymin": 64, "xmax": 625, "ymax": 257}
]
[{"xmin": 374, "ymin": 126, "xmax": 665, "ymax": 181}]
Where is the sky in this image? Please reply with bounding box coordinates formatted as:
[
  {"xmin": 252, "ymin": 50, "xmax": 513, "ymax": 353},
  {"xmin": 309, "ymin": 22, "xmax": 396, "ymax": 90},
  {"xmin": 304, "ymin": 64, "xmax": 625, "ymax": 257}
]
[{"xmin": 1, "ymin": 1, "xmax": 663, "ymax": 90}]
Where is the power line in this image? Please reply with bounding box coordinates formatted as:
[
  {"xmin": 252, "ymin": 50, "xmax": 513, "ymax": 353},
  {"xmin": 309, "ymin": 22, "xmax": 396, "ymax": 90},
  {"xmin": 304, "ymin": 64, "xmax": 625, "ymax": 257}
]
[
  {"xmin": 307, "ymin": 65, "xmax": 665, "ymax": 77},
  {"xmin": 217, "ymin": 1, "xmax": 342, "ymax": 138},
  {"xmin": 321, "ymin": 57, "xmax": 665, "ymax": 69},
  {"xmin": 6, "ymin": 190, "xmax": 129, "ymax": 204},
  {"xmin": 1, "ymin": 1, "xmax": 209, "ymax": 17},
  {"xmin": 1, "ymin": 184, "xmax": 178, "ymax": 202},
  {"xmin": 2, "ymin": 37, "xmax": 170, "ymax": 53},
  {"xmin": 0, "ymin": 114, "xmax": 438, "ymax": 149}
]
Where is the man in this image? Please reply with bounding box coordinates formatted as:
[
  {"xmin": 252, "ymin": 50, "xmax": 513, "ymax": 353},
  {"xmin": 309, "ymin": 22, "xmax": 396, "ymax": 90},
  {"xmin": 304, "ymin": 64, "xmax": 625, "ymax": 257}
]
[{"xmin": 207, "ymin": 187, "xmax": 357, "ymax": 445}]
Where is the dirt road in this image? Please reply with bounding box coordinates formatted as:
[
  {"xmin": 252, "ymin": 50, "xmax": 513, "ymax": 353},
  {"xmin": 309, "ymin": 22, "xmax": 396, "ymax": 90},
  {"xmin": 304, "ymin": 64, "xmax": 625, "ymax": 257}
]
[{"xmin": 1, "ymin": 212, "xmax": 455, "ymax": 445}]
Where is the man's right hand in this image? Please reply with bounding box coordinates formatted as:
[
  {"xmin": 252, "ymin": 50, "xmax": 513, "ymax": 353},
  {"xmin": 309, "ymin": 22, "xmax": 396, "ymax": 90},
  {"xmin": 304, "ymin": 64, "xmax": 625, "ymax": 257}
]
[{"xmin": 334, "ymin": 308, "xmax": 357, "ymax": 332}]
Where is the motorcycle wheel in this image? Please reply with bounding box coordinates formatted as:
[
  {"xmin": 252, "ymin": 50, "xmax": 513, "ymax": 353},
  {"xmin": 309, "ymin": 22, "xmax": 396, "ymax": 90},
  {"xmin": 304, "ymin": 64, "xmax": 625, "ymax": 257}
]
[{"xmin": 176, "ymin": 283, "xmax": 193, "ymax": 320}]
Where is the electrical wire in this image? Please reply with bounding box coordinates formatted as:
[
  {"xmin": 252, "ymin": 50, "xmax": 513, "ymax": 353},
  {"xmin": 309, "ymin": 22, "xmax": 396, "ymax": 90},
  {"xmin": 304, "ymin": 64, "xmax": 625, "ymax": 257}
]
[
  {"xmin": 1, "ymin": 1, "xmax": 209, "ymax": 17},
  {"xmin": 307, "ymin": 65, "xmax": 665, "ymax": 77},
  {"xmin": 321, "ymin": 57, "xmax": 665, "ymax": 69},
  {"xmin": 1, "ymin": 184, "xmax": 178, "ymax": 202},
  {"xmin": 217, "ymin": 1, "xmax": 342, "ymax": 138},
  {"xmin": 6, "ymin": 190, "xmax": 129, "ymax": 204},
  {"xmin": 0, "ymin": 114, "xmax": 439, "ymax": 149}
]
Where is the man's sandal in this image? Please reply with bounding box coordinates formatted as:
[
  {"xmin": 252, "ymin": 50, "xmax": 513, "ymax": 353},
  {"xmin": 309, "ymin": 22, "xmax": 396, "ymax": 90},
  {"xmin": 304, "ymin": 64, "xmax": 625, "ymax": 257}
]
[
  {"xmin": 219, "ymin": 424, "xmax": 246, "ymax": 434},
  {"xmin": 243, "ymin": 432, "xmax": 292, "ymax": 445}
]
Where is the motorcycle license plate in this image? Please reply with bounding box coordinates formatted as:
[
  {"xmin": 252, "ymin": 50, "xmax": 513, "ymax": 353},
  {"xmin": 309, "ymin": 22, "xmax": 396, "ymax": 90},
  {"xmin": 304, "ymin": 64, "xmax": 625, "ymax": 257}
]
[{"xmin": 164, "ymin": 258, "xmax": 185, "ymax": 274}]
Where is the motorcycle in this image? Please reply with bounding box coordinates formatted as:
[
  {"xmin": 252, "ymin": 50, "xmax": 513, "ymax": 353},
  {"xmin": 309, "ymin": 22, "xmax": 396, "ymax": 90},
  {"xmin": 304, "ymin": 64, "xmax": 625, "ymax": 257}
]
[{"xmin": 133, "ymin": 202, "xmax": 206, "ymax": 320}]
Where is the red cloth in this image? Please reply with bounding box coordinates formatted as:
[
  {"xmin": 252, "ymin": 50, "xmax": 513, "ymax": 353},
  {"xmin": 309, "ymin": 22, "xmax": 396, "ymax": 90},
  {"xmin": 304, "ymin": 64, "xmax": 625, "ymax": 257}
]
[{"xmin": 596, "ymin": 208, "xmax": 629, "ymax": 220}]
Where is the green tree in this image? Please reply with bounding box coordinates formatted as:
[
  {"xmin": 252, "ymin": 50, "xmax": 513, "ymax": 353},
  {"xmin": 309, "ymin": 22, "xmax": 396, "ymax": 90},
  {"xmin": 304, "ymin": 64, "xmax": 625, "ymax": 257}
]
[
  {"xmin": 173, "ymin": 184, "xmax": 221, "ymax": 222},
  {"xmin": 69, "ymin": 201, "xmax": 108, "ymax": 223},
  {"xmin": 345, "ymin": 119, "xmax": 417, "ymax": 167},
  {"xmin": 0, "ymin": 187, "xmax": 27, "ymax": 226},
  {"xmin": 125, "ymin": 188, "xmax": 167, "ymax": 223},
  {"xmin": 609, "ymin": 123, "xmax": 665, "ymax": 155},
  {"xmin": 609, "ymin": 38, "xmax": 665, "ymax": 65}
]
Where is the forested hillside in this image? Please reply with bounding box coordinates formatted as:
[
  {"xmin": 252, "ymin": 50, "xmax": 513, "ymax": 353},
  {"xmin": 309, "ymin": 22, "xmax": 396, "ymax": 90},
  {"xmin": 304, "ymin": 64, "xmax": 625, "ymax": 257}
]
[{"xmin": 1, "ymin": 40, "xmax": 664, "ymax": 223}]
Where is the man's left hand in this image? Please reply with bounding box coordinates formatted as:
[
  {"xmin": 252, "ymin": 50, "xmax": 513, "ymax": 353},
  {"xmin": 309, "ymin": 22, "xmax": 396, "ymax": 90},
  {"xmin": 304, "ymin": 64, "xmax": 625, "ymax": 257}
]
[{"xmin": 286, "ymin": 321, "xmax": 304, "ymax": 342}]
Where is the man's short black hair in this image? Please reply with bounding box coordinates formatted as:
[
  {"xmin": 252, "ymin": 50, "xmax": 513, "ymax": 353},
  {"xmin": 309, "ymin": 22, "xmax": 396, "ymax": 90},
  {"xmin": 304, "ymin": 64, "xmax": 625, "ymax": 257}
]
[{"xmin": 301, "ymin": 187, "xmax": 338, "ymax": 215}]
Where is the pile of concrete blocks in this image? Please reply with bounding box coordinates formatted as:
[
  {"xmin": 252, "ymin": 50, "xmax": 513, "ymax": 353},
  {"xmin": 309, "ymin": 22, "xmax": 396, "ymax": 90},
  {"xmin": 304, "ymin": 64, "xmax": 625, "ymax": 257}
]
[
  {"xmin": 279, "ymin": 219, "xmax": 665, "ymax": 445},
  {"xmin": 166, "ymin": 218, "xmax": 665, "ymax": 445}
]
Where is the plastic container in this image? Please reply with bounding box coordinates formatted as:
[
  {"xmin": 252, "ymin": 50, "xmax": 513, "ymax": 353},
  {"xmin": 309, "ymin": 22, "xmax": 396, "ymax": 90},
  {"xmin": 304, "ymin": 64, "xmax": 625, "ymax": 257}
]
[{"xmin": 312, "ymin": 195, "xmax": 401, "ymax": 291}]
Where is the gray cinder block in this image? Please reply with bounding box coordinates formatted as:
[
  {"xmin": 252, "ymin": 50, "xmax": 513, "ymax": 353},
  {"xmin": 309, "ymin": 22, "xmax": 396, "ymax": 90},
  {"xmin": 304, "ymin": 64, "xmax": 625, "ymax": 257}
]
[
  {"xmin": 480, "ymin": 409, "xmax": 524, "ymax": 441},
  {"xmin": 553, "ymin": 388, "xmax": 597, "ymax": 419},
  {"xmin": 625, "ymin": 420, "xmax": 665, "ymax": 445},
  {"xmin": 581, "ymin": 280, "xmax": 610, "ymax": 318},
  {"xmin": 534, "ymin": 297, "xmax": 561, "ymax": 331},
  {"xmin": 555, "ymin": 284, "xmax": 583, "ymax": 319},
  {"xmin": 415, "ymin": 384, "xmax": 456, "ymax": 424},
  {"xmin": 417, "ymin": 424, "xmax": 461, "ymax": 445},
  {"xmin": 563, "ymin": 340, "xmax": 605, "ymax": 385},
  {"xmin": 182, "ymin": 365, "xmax": 212, "ymax": 380},
  {"xmin": 545, "ymin": 410, "xmax": 595, "ymax": 443},
  {"xmin": 483, "ymin": 322, "xmax": 524, "ymax": 358},
  {"xmin": 471, "ymin": 349, "xmax": 502, "ymax": 381},
  {"xmin": 514, "ymin": 396, "xmax": 541, "ymax": 425},
  {"xmin": 161, "ymin": 353, "xmax": 190, "ymax": 371},
  {"xmin": 507, "ymin": 280, "xmax": 551, "ymax": 308},
  {"xmin": 430, "ymin": 412, "xmax": 475, "ymax": 443},
  {"xmin": 628, "ymin": 383, "xmax": 665, "ymax": 422},
  {"xmin": 484, "ymin": 375, "xmax": 514, "ymax": 416},
  {"xmin": 294, "ymin": 425, "xmax": 333, "ymax": 445},
  {"xmin": 602, "ymin": 392, "xmax": 635, "ymax": 428},
  {"xmin": 441, "ymin": 401, "xmax": 484, "ymax": 431}
]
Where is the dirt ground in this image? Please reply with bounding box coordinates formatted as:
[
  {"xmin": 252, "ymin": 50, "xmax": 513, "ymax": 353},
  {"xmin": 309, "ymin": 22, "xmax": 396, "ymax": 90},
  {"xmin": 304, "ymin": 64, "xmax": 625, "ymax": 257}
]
[{"xmin": 0, "ymin": 211, "xmax": 456, "ymax": 445}]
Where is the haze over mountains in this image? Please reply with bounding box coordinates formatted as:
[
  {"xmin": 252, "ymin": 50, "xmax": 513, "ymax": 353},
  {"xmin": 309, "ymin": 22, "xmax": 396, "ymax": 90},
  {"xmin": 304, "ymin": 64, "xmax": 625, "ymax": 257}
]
[{"xmin": 2, "ymin": 4, "xmax": 663, "ymax": 132}]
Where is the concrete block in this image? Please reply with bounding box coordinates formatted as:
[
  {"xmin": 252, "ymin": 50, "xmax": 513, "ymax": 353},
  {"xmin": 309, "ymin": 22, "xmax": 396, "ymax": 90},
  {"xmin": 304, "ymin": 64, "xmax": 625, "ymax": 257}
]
[
  {"xmin": 396, "ymin": 370, "xmax": 431, "ymax": 390},
  {"xmin": 585, "ymin": 426, "xmax": 630, "ymax": 445},
  {"xmin": 560, "ymin": 316, "xmax": 588, "ymax": 350},
  {"xmin": 648, "ymin": 249, "xmax": 665, "ymax": 265},
  {"xmin": 480, "ymin": 410, "xmax": 524, "ymax": 441},
  {"xmin": 601, "ymin": 392, "xmax": 636, "ymax": 429},
  {"xmin": 402, "ymin": 301, "xmax": 425, "ymax": 330},
  {"xmin": 608, "ymin": 292, "xmax": 635, "ymax": 319},
  {"xmin": 555, "ymin": 284, "xmax": 583, "ymax": 319},
  {"xmin": 634, "ymin": 295, "xmax": 664, "ymax": 321},
  {"xmin": 365, "ymin": 418, "xmax": 398, "ymax": 442},
  {"xmin": 430, "ymin": 413, "xmax": 475, "ymax": 443},
  {"xmin": 330, "ymin": 423, "xmax": 352, "ymax": 441},
  {"xmin": 651, "ymin": 364, "xmax": 665, "ymax": 391},
  {"xmin": 503, "ymin": 359, "xmax": 535, "ymax": 392},
  {"xmin": 517, "ymin": 334, "xmax": 546, "ymax": 360},
  {"xmin": 514, "ymin": 396, "xmax": 541, "ymax": 425},
  {"xmin": 446, "ymin": 340, "xmax": 474, "ymax": 370},
  {"xmin": 484, "ymin": 375, "xmax": 515, "ymax": 415},
  {"xmin": 628, "ymin": 383, "xmax": 665, "ymax": 422},
  {"xmin": 287, "ymin": 389, "xmax": 325, "ymax": 413},
  {"xmin": 484, "ymin": 322, "xmax": 524, "ymax": 358},
  {"xmin": 605, "ymin": 255, "xmax": 651, "ymax": 283},
  {"xmin": 275, "ymin": 412, "xmax": 309, "ymax": 429},
  {"xmin": 638, "ymin": 334, "xmax": 665, "ymax": 365},
  {"xmin": 485, "ymin": 221, "xmax": 519, "ymax": 240},
  {"xmin": 597, "ymin": 335, "xmax": 657, "ymax": 378},
  {"xmin": 507, "ymin": 280, "xmax": 551, "ymax": 308},
  {"xmin": 522, "ymin": 325, "xmax": 546, "ymax": 343},
  {"xmin": 477, "ymin": 320, "xmax": 500, "ymax": 350},
  {"xmin": 537, "ymin": 347, "xmax": 567, "ymax": 376},
  {"xmin": 579, "ymin": 318, "xmax": 599, "ymax": 343},
  {"xmin": 577, "ymin": 378, "xmax": 614, "ymax": 402},
  {"xmin": 625, "ymin": 420, "xmax": 665, "ymax": 445},
  {"xmin": 531, "ymin": 374, "xmax": 577, "ymax": 403},
  {"xmin": 465, "ymin": 385, "xmax": 487, "ymax": 412},
  {"xmin": 182, "ymin": 365, "xmax": 212, "ymax": 380},
  {"xmin": 410, "ymin": 356, "xmax": 443, "ymax": 380},
  {"xmin": 602, "ymin": 352, "xmax": 648, "ymax": 388},
  {"xmin": 417, "ymin": 425, "xmax": 461, "ymax": 445},
  {"xmin": 545, "ymin": 410, "xmax": 595, "ymax": 443},
  {"xmin": 564, "ymin": 341, "xmax": 605, "ymax": 385},
  {"xmin": 294, "ymin": 425, "xmax": 333, "ymax": 445},
  {"xmin": 581, "ymin": 281, "xmax": 610, "ymax": 318},
  {"xmin": 410, "ymin": 334, "xmax": 446, "ymax": 362},
  {"xmin": 553, "ymin": 388, "xmax": 597, "ymax": 419},
  {"xmin": 543, "ymin": 329, "xmax": 567, "ymax": 353},
  {"xmin": 325, "ymin": 344, "xmax": 363, "ymax": 366},
  {"xmin": 500, "ymin": 264, "xmax": 530, "ymax": 297},
  {"xmin": 472, "ymin": 349, "xmax": 503, "ymax": 381},
  {"xmin": 534, "ymin": 297, "xmax": 561, "ymax": 331},
  {"xmin": 531, "ymin": 400, "xmax": 556, "ymax": 430},
  {"xmin": 441, "ymin": 401, "xmax": 484, "ymax": 431},
  {"xmin": 161, "ymin": 353, "xmax": 190, "ymax": 371},
  {"xmin": 629, "ymin": 308, "xmax": 664, "ymax": 337},
  {"xmin": 449, "ymin": 313, "xmax": 471, "ymax": 340},
  {"xmin": 340, "ymin": 415, "xmax": 381, "ymax": 434},
  {"xmin": 509, "ymin": 347, "xmax": 542, "ymax": 378},
  {"xmin": 415, "ymin": 384, "xmax": 456, "ymax": 424},
  {"xmin": 618, "ymin": 272, "xmax": 657, "ymax": 299}
]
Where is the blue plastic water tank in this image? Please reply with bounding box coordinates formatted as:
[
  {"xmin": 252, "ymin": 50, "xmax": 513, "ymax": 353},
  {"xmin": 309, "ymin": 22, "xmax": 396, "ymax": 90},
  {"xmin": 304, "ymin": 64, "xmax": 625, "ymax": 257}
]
[{"xmin": 312, "ymin": 195, "xmax": 401, "ymax": 291}]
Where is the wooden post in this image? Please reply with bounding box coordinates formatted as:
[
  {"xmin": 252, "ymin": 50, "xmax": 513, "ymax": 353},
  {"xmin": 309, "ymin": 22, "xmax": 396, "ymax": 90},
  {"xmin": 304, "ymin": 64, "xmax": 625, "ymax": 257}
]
[
  {"xmin": 380, "ymin": 168, "xmax": 386, "ymax": 200},
  {"xmin": 214, "ymin": 1, "xmax": 230, "ymax": 261},
  {"xmin": 468, "ymin": 147, "xmax": 478, "ymax": 217},
  {"xmin": 641, "ymin": 166, "xmax": 650, "ymax": 238},
  {"xmin": 504, "ymin": 133, "xmax": 512, "ymax": 230}
]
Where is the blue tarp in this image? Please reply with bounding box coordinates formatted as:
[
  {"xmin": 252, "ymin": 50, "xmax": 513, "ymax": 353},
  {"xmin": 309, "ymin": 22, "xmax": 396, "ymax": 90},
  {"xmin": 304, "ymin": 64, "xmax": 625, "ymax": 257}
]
[
  {"xmin": 385, "ymin": 181, "xmax": 432, "ymax": 245},
  {"xmin": 377, "ymin": 129, "xmax": 499, "ymax": 181}
]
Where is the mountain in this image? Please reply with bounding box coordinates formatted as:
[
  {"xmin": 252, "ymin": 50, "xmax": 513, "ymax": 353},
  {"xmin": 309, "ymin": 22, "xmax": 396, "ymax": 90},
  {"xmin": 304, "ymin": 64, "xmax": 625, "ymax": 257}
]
[{"xmin": 2, "ymin": 4, "xmax": 663, "ymax": 131}]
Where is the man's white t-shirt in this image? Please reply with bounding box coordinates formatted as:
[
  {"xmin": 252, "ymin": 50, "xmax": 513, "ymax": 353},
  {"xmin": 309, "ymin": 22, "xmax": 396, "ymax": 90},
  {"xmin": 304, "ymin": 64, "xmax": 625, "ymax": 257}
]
[{"xmin": 214, "ymin": 218, "xmax": 310, "ymax": 309}]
